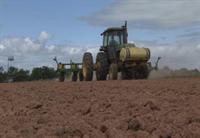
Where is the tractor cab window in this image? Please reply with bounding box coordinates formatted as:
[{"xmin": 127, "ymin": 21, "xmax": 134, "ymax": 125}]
[
  {"xmin": 103, "ymin": 31, "xmax": 123, "ymax": 46},
  {"xmin": 103, "ymin": 35, "xmax": 108, "ymax": 46},
  {"xmin": 108, "ymin": 35, "xmax": 120, "ymax": 45},
  {"xmin": 121, "ymin": 34, "xmax": 124, "ymax": 45}
]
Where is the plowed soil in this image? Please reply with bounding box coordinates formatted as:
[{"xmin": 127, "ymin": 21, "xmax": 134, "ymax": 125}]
[{"xmin": 0, "ymin": 78, "xmax": 200, "ymax": 138}]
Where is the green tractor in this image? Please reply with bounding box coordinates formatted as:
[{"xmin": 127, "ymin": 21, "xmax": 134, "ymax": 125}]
[
  {"xmin": 53, "ymin": 57, "xmax": 83, "ymax": 82},
  {"xmin": 82, "ymin": 21, "xmax": 152, "ymax": 81}
]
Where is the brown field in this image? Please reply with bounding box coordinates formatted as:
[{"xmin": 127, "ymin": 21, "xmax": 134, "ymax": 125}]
[{"xmin": 0, "ymin": 78, "xmax": 200, "ymax": 138}]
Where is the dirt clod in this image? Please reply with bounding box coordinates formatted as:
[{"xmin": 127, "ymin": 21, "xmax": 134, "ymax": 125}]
[
  {"xmin": 128, "ymin": 118, "xmax": 142, "ymax": 131},
  {"xmin": 27, "ymin": 102, "xmax": 43, "ymax": 109},
  {"xmin": 100, "ymin": 125, "xmax": 108, "ymax": 133},
  {"xmin": 144, "ymin": 100, "xmax": 160, "ymax": 111}
]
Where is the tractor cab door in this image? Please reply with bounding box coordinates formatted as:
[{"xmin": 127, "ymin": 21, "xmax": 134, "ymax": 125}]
[{"xmin": 102, "ymin": 31, "xmax": 125, "ymax": 63}]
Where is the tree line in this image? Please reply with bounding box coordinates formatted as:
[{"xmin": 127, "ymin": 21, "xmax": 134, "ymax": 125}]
[{"xmin": 0, "ymin": 66, "xmax": 71, "ymax": 83}]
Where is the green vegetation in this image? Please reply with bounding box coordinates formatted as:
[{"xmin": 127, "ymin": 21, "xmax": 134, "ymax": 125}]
[
  {"xmin": 0, "ymin": 72, "xmax": 7, "ymax": 82},
  {"xmin": 0, "ymin": 66, "xmax": 72, "ymax": 83},
  {"xmin": 31, "ymin": 66, "xmax": 57, "ymax": 80}
]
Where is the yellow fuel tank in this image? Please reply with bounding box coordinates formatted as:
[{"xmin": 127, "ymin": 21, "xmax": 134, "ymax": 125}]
[{"xmin": 120, "ymin": 47, "xmax": 150, "ymax": 62}]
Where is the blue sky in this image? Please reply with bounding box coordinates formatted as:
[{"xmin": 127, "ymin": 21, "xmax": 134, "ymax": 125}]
[
  {"xmin": 0, "ymin": 0, "xmax": 179, "ymax": 45},
  {"xmin": 0, "ymin": 0, "xmax": 200, "ymax": 69},
  {"xmin": 0, "ymin": 0, "xmax": 113, "ymax": 44}
]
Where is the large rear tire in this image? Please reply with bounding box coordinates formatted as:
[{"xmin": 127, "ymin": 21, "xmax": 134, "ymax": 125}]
[
  {"xmin": 109, "ymin": 63, "xmax": 118, "ymax": 80},
  {"xmin": 96, "ymin": 52, "xmax": 109, "ymax": 81},
  {"xmin": 82, "ymin": 52, "xmax": 93, "ymax": 81}
]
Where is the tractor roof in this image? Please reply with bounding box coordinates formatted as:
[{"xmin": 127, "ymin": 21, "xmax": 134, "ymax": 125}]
[{"xmin": 101, "ymin": 27, "xmax": 124, "ymax": 35}]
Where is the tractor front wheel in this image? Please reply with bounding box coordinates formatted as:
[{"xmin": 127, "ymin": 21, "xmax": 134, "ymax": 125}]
[
  {"xmin": 96, "ymin": 52, "xmax": 109, "ymax": 81},
  {"xmin": 82, "ymin": 52, "xmax": 93, "ymax": 81},
  {"xmin": 109, "ymin": 63, "xmax": 118, "ymax": 80}
]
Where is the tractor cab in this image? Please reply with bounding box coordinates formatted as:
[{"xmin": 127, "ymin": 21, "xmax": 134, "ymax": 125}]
[{"xmin": 101, "ymin": 22, "xmax": 128, "ymax": 47}]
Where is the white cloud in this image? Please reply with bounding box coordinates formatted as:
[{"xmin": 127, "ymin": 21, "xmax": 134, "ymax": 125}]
[
  {"xmin": 46, "ymin": 45, "xmax": 55, "ymax": 52},
  {"xmin": 81, "ymin": 0, "xmax": 200, "ymax": 29},
  {"xmin": 38, "ymin": 31, "xmax": 51, "ymax": 44},
  {"xmin": 197, "ymin": 44, "xmax": 200, "ymax": 50},
  {"xmin": 0, "ymin": 37, "xmax": 41, "ymax": 54},
  {"xmin": 86, "ymin": 47, "xmax": 99, "ymax": 57},
  {"xmin": 0, "ymin": 44, "xmax": 5, "ymax": 50},
  {"xmin": 68, "ymin": 47, "xmax": 82, "ymax": 55},
  {"xmin": 0, "ymin": 32, "xmax": 98, "ymax": 70}
]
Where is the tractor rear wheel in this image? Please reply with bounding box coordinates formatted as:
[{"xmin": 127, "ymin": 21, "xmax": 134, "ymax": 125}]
[
  {"xmin": 96, "ymin": 52, "xmax": 109, "ymax": 80},
  {"xmin": 82, "ymin": 52, "xmax": 93, "ymax": 81},
  {"xmin": 109, "ymin": 63, "xmax": 118, "ymax": 80}
]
